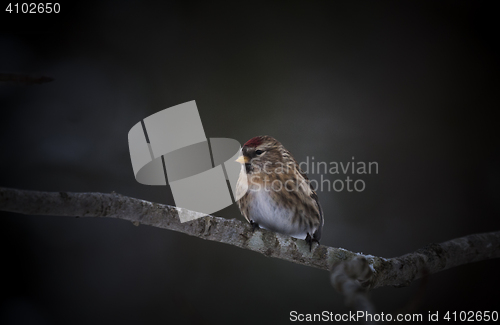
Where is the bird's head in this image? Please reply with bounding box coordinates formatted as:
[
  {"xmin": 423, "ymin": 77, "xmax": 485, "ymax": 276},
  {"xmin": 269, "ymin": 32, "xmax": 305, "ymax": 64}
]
[{"xmin": 236, "ymin": 135, "xmax": 287, "ymax": 174}]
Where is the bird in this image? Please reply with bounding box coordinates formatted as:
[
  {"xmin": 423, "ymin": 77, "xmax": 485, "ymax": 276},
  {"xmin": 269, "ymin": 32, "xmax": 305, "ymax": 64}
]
[{"xmin": 235, "ymin": 135, "xmax": 323, "ymax": 250}]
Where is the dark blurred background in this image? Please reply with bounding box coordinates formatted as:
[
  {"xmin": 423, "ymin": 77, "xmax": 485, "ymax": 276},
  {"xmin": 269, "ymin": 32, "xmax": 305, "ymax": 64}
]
[{"xmin": 1, "ymin": 1, "xmax": 499, "ymax": 324}]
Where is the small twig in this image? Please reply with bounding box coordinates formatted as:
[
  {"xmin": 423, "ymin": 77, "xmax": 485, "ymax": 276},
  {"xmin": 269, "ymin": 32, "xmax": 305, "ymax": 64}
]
[
  {"xmin": 331, "ymin": 256, "xmax": 376, "ymax": 324},
  {"xmin": 0, "ymin": 73, "xmax": 53, "ymax": 85}
]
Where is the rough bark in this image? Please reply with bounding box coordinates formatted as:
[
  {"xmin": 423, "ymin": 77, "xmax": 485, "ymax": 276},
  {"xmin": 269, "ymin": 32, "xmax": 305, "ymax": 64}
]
[{"xmin": 1, "ymin": 187, "xmax": 499, "ymax": 290}]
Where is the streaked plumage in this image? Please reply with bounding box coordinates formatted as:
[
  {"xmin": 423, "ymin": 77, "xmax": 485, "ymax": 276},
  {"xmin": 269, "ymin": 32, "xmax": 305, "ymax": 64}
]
[{"xmin": 236, "ymin": 135, "xmax": 323, "ymax": 249}]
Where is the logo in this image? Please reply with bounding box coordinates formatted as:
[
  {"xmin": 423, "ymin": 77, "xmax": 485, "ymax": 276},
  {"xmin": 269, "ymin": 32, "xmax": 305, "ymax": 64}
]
[{"xmin": 128, "ymin": 101, "xmax": 247, "ymax": 222}]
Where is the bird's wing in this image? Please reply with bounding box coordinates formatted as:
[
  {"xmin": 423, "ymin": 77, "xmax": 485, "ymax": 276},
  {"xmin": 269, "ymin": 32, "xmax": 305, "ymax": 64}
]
[
  {"xmin": 310, "ymin": 190, "xmax": 323, "ymax": 240},
  {"xmin": 296, "ymin": 160, "xmax": 324, "ymax": 240}
]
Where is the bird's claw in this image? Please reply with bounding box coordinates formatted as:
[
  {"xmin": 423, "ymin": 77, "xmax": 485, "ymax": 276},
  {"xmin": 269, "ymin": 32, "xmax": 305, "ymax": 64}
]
[
  {"xmin": 250, "ymin": 220, "xmax": 260, "ymax": 232},
  {"xmin": 305, "ymin": 233, "xmax": 320, "ymax": 252}
]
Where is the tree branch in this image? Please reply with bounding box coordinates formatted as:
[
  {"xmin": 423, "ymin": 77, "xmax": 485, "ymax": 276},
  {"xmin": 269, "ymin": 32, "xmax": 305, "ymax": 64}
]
[
  {"xmin": 331, "ymin": 256, "xmax": 376, "ymax": 323},
  {"xmin": 1, "ymin": 187, "xmax": 499, "ymax": 290}
]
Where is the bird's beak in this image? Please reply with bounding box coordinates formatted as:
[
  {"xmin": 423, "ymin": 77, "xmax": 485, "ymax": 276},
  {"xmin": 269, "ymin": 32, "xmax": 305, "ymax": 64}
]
[{"xmin": 235, "ymin": 155, "xmax": 249, "ymax": 164}]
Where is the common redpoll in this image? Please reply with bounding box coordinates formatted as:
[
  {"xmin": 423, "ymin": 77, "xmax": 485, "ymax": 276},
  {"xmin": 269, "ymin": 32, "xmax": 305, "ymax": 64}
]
[{"xmin": 236, "ymin": 136, "xmax": 323, "ymax": 250}]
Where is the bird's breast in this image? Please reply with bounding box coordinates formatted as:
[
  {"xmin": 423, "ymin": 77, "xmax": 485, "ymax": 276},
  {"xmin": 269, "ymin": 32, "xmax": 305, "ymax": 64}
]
[{"xmin": 246, "ymin": 189, "xmax": 308, "ymax": 239}]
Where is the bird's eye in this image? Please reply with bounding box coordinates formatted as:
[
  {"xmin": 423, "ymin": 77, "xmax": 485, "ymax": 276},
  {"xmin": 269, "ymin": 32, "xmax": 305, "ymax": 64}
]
[{"xmin": 255, "ymin": 150, "xmax": 264, "ymax": 155}]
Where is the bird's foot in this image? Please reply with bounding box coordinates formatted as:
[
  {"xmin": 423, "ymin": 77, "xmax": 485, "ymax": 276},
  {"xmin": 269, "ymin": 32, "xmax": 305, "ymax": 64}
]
[
  {"xmin": 250, "ymin": 220, "xmax": 260, "ymax": 232},
  {"xmin": 305, "ymin": 233, "xmax": 320, "ymax": 252}
]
